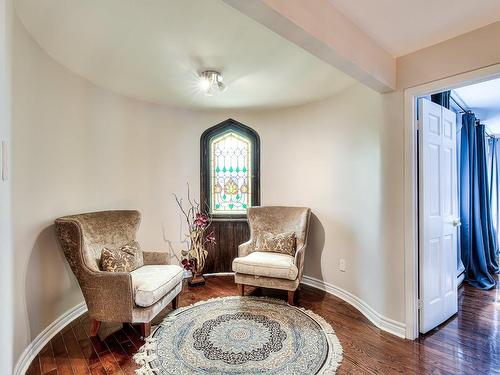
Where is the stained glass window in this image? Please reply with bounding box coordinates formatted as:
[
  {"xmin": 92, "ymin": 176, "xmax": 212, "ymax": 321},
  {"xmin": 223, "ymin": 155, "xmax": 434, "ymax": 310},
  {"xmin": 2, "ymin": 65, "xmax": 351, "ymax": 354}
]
[
  {"xmin": 209, "ymin": 131, "xmax": 252, "ymax": 215},
  {"xmin": 201, "ymin": 119, "xmax": 260, "ymax": 218}
]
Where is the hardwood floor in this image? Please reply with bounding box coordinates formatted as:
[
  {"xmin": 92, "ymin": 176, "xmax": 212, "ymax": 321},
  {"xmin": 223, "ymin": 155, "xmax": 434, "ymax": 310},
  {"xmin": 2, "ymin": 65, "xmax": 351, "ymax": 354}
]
[{"xmin": 26, "ymin": 275, "xmax": 500, "ymax": 375}]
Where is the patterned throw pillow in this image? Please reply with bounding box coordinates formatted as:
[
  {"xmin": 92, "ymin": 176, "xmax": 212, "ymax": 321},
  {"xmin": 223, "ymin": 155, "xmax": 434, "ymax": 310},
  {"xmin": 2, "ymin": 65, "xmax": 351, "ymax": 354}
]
[
  {"xmin": 255, "ymin": 231, "xmax": 296, "ymax": 256},
  {"xmin": 100, "ymin": 240, "xmax": 144, "ymax": 272}
]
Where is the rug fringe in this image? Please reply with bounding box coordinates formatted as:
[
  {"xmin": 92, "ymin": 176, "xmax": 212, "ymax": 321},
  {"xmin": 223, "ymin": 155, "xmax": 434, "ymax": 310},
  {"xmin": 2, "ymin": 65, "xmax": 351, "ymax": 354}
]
[
  {"xmin": 296, "ymin": 306, "xmax": 343, "ymax": 374},
  {"xmin": 133, "ymin": 322, "xmax": 173, "ymax": 373},
  {"xmin": 133, "ymin": 345, "xmax": 157, "ymax": 375}
]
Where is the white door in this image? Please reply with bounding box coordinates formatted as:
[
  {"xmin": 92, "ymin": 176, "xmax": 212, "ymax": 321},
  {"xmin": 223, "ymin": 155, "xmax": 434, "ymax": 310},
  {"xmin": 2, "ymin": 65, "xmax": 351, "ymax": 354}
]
[{"xmin": 418, "ymin": 98, "xmax": 459, "ymax": 334}]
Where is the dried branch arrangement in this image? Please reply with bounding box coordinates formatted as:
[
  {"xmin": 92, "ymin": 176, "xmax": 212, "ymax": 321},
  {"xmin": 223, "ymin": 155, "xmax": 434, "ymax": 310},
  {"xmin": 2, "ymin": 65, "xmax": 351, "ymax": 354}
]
[{"xmin": 173, "ymin": 184, "xmax": 215, "ymax": 285}]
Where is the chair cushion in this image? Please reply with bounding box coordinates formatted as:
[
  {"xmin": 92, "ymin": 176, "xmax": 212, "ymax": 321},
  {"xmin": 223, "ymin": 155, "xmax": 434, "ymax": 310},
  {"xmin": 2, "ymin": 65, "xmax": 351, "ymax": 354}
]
[
  {"xmin": 232, "ymin": 252, "xmax": 298, "ymax": 281},
  {"xmin": 130, "ymin": 265, "xmax": 183, "ymax": 307}
]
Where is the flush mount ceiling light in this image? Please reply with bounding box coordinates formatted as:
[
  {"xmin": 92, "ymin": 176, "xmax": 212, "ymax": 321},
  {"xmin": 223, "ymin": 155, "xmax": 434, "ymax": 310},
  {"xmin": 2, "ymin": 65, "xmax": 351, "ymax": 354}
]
[{"xmin": 198, "ymin": 70, "xmax": 227, "ymax": 96}]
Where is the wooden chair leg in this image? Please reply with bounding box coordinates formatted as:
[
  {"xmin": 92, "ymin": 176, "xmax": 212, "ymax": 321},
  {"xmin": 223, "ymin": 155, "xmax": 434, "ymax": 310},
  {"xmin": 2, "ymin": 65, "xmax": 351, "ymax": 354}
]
[
  {"xmin": 287, "ymin": 291, "xmax": 295, "ymax": 305},
  {"xmin": 172, "ymin": 294, "xmax": 180, "ymax": 310},
  {"xmin": 89, "ymin": 319, "xmax": 101, "ymax": 337},
  {"xmin": 140, "ymin": 322, "xmax": 151, "ymax": 338},
  {"xmin": 237, "ymin": 283, "xmax": 245, "ymax": 296}
]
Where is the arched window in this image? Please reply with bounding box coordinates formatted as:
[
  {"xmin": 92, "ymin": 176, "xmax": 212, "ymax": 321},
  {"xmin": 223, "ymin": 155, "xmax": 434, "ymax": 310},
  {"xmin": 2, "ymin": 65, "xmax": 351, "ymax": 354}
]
[{"xmin": 201, "ymin": 119, "xmax": 260, "ymax": 218}]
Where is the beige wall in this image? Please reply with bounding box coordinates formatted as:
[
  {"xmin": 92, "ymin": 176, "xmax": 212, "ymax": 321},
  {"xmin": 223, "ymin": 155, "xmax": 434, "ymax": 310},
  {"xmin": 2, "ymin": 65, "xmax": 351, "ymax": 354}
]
[
  {"xmin": 0, "ymin": 0, "xmax": 13, "ymax": 373},
  {"xmin": 397, "ymin": 21, "xmax": 500, "ymax": 89},
  {"xmin": 229, "ymin": 89, "xmax": 404, "ymax": 321},
  {"xmin": 12, "ymin": 13, "xmax": 405, "ymax": 365},
  {"xmin": 12, "ymin": 14, "xmax": 209, "ymax": 360}
]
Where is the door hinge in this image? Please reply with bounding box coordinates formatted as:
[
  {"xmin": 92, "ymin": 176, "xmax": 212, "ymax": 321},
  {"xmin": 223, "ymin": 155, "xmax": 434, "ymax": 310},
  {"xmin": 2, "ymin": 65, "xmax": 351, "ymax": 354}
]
[{"xmin": 418, "ymin": 299, "xmax": 424, "ymax": 310}]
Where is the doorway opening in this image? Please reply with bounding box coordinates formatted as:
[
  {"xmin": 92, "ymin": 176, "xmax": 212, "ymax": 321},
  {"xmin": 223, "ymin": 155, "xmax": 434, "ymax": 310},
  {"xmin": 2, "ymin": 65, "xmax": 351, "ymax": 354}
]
[{"xmin": 404, "ymin": 64, "xmax": 500, "ymax": 340}]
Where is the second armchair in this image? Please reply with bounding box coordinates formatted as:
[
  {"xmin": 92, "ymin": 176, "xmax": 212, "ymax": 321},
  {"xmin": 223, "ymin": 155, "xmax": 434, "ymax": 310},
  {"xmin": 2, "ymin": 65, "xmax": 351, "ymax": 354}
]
[{"xmin": 232, "ymin": 206, "xmax": 311, "ymax": 305}]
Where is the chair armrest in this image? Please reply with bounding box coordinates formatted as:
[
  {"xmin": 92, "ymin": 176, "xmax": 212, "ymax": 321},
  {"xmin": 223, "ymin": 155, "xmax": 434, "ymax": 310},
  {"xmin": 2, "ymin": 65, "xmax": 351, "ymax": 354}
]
[
  {"xmin": 294, "ymin": 245, "xmax": 307, "ymax": 279},
  {"xmin": 143, "ymin": 251, "xmax": 169, "ymax": 265},
  {"xmin": 238, "ymin": 240, "xmax": 253, "ymax": 257},
  {"xmin": 294, "ymin": 245, "xmax": 305, "ymax": 263},
  {"xmin": 82, "ymin": 271, "xmax": 134, "ymax": 322}
]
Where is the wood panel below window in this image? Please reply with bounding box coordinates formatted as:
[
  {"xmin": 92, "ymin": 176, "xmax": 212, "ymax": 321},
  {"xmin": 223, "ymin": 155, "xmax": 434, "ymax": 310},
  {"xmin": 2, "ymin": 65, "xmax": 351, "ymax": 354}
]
[{"xmin": 203, "ymin": 220, "xmax": 249, "ymax": 273}]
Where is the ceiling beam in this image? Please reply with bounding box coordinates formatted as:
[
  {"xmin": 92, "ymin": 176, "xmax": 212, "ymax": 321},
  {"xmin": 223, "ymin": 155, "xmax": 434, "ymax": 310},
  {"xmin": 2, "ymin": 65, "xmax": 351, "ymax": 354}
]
[{"xmin": 224, "ymin": 0, "xmax": 396, "ymax": 92}]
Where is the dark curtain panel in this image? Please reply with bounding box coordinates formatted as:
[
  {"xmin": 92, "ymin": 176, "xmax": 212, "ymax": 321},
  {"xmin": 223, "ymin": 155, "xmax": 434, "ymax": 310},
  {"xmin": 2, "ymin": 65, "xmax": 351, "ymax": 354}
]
[
  {"xmin": 488, "ymin": 138, "xmax": 500, "ymax": 265},
  {"xmin": 460, "ymin": 113, "xmax": 499, "ymax": 289},
  {"xmin": 488, "ymin": 139, "xmax": 500, "ymax": 234},
  {"xmin": 431, "ymin": 91, "xmax": 451, "ymax": 109},
  {"xmin": 477, "ymin": 125, "xmax": 500, "ymax": 276}
]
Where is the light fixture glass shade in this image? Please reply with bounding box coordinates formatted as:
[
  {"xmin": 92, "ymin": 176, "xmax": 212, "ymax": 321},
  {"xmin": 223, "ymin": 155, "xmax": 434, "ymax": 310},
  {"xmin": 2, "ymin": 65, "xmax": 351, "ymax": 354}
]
[{"xmin": 198, "ymin": 70, "xmax": 226, "ymax": 96}]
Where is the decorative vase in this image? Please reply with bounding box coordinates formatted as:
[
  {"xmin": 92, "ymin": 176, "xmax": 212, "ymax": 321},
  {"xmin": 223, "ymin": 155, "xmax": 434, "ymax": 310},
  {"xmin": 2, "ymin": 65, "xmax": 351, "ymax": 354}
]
[
  {"xmin": 186, "ymin": 241, "xmax": 208, "ymax": 287},
  {"xmin": 189, "ymin": 271, "xmax": 206, "ymax": 287}
]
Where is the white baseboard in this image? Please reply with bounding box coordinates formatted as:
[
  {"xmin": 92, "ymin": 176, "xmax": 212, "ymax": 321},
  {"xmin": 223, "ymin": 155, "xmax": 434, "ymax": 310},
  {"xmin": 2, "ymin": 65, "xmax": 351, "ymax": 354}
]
[
  {"xmin": 301, "ymin": 275, "xmax": 406, "ymax": 338},
  {"xmin": 14, "ymin": 302, "xmax": 87, "ymax": 375},
  {"xmin": 206, "ymin": 272, "xmax": 406, "ymax": 338},
  {"xmin": 203, "ymin": 272, "xmax": 235, "ymax": 277}
]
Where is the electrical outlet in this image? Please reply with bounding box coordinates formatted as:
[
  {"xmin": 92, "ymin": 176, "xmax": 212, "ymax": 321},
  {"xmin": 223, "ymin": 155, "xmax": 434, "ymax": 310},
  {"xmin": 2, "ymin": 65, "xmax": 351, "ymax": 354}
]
[{"xmin": 339, "ymin": 258, "xmax": 346, "ymax": 272}]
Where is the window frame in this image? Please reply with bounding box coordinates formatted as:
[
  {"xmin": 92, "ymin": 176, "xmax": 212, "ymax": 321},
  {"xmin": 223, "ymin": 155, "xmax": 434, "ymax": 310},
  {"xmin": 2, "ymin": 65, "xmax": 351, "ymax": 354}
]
[{"xmin": 200, "ymin": 118, "xmax": 260, "ymax": 220}]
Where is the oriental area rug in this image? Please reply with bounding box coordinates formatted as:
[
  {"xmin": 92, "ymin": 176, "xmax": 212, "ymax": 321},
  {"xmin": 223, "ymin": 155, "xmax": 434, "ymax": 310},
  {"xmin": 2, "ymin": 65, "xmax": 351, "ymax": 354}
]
[{"xmin": 134, "ymin": 296, "xmax": 343, "ymax": 374}]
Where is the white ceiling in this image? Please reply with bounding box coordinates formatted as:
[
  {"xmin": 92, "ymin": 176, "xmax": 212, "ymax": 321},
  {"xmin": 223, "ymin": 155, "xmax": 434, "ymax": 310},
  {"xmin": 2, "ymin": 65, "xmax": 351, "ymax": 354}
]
[
  {"xmin": 454, "ymin": 77, "xmax": 500, "ymax": 134},
  {"xmin": 15, "ymin": 0, "xmax": 356, "ymax": 110},
  {"xmin": 329, "ymin": 0, "xmax": 500, "ymax": 57}
]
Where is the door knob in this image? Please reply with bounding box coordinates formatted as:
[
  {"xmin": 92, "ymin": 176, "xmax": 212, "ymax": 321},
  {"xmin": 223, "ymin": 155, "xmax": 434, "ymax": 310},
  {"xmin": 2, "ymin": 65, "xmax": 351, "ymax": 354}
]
[{"xmin": 452, "ymin": 218, "xmax": 461, "ymax": 227}]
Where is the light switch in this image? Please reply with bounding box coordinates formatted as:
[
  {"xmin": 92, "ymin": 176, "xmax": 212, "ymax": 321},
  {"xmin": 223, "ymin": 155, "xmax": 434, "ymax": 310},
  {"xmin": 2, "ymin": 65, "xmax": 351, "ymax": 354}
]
[{"xmin": 1, "ymin": 141, "xmax": 7, "ymax": 182}]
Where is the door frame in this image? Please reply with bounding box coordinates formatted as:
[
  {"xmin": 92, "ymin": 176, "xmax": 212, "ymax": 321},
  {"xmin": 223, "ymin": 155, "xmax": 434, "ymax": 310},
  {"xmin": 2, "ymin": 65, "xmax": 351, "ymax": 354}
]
[{"xmin": 404, "ymin": 63, "xmax": 500, "ymax": 339}]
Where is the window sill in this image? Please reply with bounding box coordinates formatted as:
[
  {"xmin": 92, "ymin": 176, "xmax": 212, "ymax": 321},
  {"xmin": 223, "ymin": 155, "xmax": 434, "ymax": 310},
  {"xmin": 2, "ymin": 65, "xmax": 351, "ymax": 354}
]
[{"xmin": 211, "ymin": 217, "xmax": 248, "ymax": 222}]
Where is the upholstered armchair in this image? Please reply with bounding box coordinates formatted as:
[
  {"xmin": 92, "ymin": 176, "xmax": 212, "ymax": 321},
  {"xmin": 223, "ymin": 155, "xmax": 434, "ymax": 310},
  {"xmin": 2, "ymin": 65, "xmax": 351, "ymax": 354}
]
[
  {"xmin": 232, "ymin": 206, "xmax": 311, "ymax": 305},
  {"xmin": 55, "ymin": 210, "xmax": 183, "ymax": 337}
]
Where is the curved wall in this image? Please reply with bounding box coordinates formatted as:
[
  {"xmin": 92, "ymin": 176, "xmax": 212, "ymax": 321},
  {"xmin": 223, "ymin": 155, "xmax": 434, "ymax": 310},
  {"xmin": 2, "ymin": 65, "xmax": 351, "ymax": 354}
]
[
  {"xmin": 12, "ymin": 12, "xmax": 405, "ymax": 367},
  {"xmin": 1, "ymin": 0, "xmax": 13, "ymax": 373}
]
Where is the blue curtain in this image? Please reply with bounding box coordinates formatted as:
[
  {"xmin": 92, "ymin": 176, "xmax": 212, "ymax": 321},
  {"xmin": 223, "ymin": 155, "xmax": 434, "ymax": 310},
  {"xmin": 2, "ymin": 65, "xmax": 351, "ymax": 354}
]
[
  {"xmin": 488, "ymin": 138, "xmax": 500, "ymax": 253},
  {"xmin": 459, "ymin": 113, "xmax": 499, "ymax": 289}
]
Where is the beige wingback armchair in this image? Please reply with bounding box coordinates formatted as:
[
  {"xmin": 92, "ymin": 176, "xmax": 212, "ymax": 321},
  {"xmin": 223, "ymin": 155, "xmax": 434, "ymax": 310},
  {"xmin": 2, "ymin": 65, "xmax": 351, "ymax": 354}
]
[
  {"xmin": 232, "ymin": 206, "xmax": 311, "ymax": 305},
  {"xmin": 55, "ymin": 210, "xmax": 183, "ymax": 337}
]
